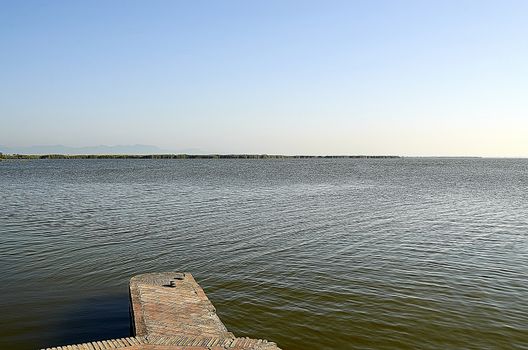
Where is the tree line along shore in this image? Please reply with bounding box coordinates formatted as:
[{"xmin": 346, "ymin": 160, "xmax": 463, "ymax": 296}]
[{"xmin": 0, "ymin": 153, "xmax": 400, "ymax": 160}]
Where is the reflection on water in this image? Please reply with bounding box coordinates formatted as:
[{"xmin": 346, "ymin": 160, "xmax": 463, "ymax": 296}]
[{"xmin": 1, "ymin": 158, "xmax": 527, "ymax": 349}]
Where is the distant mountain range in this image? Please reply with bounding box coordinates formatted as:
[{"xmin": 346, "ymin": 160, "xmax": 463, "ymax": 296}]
[{"xmin": 0, "ymin": 144, "xmax": 204, "ymax": 155}]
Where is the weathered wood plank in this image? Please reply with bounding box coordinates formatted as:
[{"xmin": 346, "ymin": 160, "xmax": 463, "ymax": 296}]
[{"xmin": 40, "ymin": 272, "xmax": 281, "ymax": 350}]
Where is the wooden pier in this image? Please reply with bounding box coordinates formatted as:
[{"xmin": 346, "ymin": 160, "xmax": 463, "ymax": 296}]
[{"xmin": 41, "ymin": 272, "xmax": 281, "ymax": 350}]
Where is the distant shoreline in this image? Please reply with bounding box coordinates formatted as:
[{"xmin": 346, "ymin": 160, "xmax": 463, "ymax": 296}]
[{"xmin": 0, "ymin": 154, "xmax": 401, "ymax": 160}]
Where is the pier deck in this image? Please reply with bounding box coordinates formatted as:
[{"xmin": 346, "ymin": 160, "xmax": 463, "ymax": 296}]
[{"xmin": 41, "ymin": 272, "xmax": 281, "ymax": 350}]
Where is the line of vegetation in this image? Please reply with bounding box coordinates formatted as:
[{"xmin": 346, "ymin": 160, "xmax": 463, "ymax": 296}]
[{"xmin": 0, "ymin": 153, "xmax": 400, "ymax": 160}]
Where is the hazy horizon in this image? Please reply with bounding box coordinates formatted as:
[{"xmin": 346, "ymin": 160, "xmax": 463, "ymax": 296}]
[
  {"xmin": 1, "ymin": 143, "xmax": 526, "ymax": 158},
  {"xmin": 2, "ymin": 1, "xmax": 528, "ymax": 157}
]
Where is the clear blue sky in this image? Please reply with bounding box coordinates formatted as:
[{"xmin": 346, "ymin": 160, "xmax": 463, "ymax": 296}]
[{"xmin": 1, "ymin": 0, "xmax": 527, "ymax": 156}]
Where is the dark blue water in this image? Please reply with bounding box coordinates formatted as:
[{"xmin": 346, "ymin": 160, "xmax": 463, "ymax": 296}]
[{"xmin": 1, "ymin": 158, "xmax": 527, "ymax": 349}]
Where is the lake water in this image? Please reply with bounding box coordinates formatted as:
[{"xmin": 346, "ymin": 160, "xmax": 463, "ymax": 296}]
[{"xmin": 1, "ymin": 158, "xmax": 527, "ymax": 350}]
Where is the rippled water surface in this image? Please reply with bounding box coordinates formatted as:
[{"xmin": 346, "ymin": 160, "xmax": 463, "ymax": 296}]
[{"xmin": 1, "ymin": 158, "xmax": 527, "ymax": 349}]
